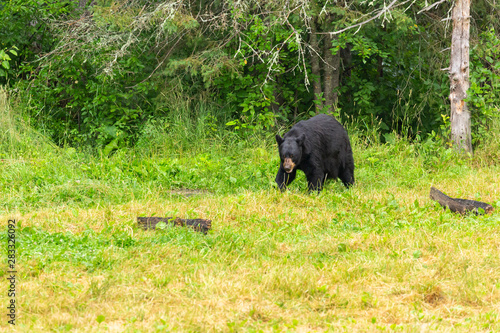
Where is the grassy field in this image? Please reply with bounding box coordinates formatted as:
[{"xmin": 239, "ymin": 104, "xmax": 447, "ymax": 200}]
[{"xmin": 1, "ymin": 90, "xmax": 500, "ymax": 332}]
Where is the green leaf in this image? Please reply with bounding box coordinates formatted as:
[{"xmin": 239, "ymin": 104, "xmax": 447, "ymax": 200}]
[
  {"xmin": 9, "ymin": 49, "xmax": 18, "ymax": 56},
  {"xmin": 338, "ymin": 243, "xmax": 348, "ymax": 253},
  {"xmin": 96, "ymin": 315, "xmax": 105, "ymax": 324},
  {"xmin": 156, "ymin": 221, "xmax": 167, "ymax": 230},
  {"xmin": 103, "ymin": 138, "xmax": 119, "ymax": 156},
  {"xmin": 2, "ymin": 61, "xmax": 10, "ymax": 70}
]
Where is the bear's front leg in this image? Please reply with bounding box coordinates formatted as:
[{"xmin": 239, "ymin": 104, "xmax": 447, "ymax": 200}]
[
  {"xmin": 306, "ymin": 171, "xmax": 325, "ymax": 193},
  {"xmin": 275, "ymin": 167, "xmax": 296, "ymax": 191}
]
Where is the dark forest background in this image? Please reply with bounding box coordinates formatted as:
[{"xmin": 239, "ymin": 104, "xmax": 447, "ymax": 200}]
[{"xmin": 0, "ymin": 0, "xmax": 498, "ymax": 151}]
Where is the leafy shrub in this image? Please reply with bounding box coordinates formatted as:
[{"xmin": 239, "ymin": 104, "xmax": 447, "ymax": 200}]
[{"xmin": 468, "ymin": 28, "xmax": 500, "ymax": 146}]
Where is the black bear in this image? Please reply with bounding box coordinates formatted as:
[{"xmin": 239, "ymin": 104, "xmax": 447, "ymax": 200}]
[{"xmin": 275, "ymin": 114, "xmax": 354, "ymax": 192}]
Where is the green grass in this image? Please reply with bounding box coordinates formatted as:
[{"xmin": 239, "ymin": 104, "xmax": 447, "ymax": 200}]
[{"xmin": 1, "ymin": 89, "xmax": 500, "ymax": 331}]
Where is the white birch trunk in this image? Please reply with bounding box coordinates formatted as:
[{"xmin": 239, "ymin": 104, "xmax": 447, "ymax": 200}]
[{"xmin": 449, "ymin": 0, "xmax": 472, "ymax": 154}]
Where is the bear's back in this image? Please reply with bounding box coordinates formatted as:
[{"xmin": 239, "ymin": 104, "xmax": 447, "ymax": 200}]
[{"xmin": 285, "ymin": 114, "xmax": 345, "ymax": 141}]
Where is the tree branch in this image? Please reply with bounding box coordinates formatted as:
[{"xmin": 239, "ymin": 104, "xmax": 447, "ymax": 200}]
[{"xmin": 317, "ymin": 0, "xmax": 404, "ymax": 36}]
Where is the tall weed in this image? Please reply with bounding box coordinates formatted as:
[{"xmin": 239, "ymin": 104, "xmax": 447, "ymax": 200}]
[{"xmin": 0, "ymin": 87, "xmax": 56, "ymax": 158}]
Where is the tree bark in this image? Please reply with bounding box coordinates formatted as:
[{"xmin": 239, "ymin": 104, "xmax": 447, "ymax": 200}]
[
  {"xmin": 271, "ymin": 77, "xmax": 284, "ymax": 115},
  {"xmin": 323, "ymin": 31, "xmax": 340, "ymax": 112},
  {"xmin": 377, "ymin": 55, "xmax": 384, "ymax": 78},
  {"xmin": 449, "ymin": 0, "xmax": 472, "ymax": 154},
  {"xmin": 340, "ymin": 43, "xmax": 352, "ymax": 79},
  {"xmin": 310, "ymin": 19, "xmax": 323, "ymax": 113}
]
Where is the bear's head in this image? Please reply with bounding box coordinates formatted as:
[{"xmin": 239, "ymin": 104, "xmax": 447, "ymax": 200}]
[{"xmin": 276, "ymin": 133, "xmax": 305, "ymax": 173}]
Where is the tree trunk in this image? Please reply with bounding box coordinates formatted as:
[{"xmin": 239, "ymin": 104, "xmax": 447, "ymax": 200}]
[
  {"xmin": 310, "ymin": 19, "xmax": 323, "ymax": 113},
  {"xmin": 377, "ymin": 55, "xmax": 384, "ymax": 78},
  {"xmin": 340, "ymin": 43, "xmax": 352, "ymax": 79},
  {"xmin": 323, "ymin": 30, "xmax": 340, "ymax": 112},
  {"xmin": 449, "ymin": 0, "xmax": 472, "ymax": 154},
  {"xmin": 271, "ymin": 82, "xmax": 284, "ymax": 115}
]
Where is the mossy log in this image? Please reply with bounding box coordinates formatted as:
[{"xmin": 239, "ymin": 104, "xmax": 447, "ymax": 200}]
[
  {"xmin": 429, "ymin": 187, "xmax": 494, "ymax": 215},
  {"xmin": 137, "ymin": 217, "xmax": 211, "ymax": 234}
]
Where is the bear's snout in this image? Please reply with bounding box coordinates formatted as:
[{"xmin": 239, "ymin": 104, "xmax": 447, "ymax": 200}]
[{"xmin": 283, "ymin": 158, "xmax": 295, "ymax": 173}]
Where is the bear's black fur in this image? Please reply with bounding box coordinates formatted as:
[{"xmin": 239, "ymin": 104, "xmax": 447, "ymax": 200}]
[{"xmin": 275, "ymin": 114, "xmax": 354, "ymax": 192}]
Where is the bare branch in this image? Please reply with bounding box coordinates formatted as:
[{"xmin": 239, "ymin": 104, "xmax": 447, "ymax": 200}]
[
  {"xmin": 417, "ymin": 0, "xmax": 448, "ymax": 14},
  {"xmin": 317, "ymin": 0, "xmax": 407, "ymax": 36}
]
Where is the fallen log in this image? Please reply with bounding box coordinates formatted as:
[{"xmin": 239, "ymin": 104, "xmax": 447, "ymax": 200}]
[
  {"xmin": 429, "ymin": 187, "xmax": 494, "ymax": 215},
  {"xmin": 137, "ymin": 217, "xmax": 211, "ymax": 234}
]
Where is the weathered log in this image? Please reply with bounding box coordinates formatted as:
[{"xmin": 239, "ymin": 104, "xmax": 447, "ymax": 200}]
[
  {"xmin": 452, "ymin": 199, "xmax": 494, "ymax": 214},
  {"xmin": 137, "ymin": 217, "xmax": 211, "ymax": 234},
  {"xmin": 430, "ymin": 187, "xmax": 494, "ymax": 215}
]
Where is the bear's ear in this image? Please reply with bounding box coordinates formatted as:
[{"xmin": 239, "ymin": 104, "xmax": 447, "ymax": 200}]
[
  {"xmin": 276, "ymin": 134, "xmax": 284, "ymax": 146},
  {"xmin": 296, "ymin": 133, "xmax": 305, "ymax": 146}
]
